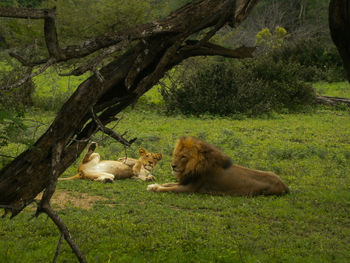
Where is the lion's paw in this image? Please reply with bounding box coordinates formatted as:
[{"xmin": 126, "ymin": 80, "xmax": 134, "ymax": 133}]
[{"xmin": 147, "ymin": 184, "xmax": 160, "ymax": 191}]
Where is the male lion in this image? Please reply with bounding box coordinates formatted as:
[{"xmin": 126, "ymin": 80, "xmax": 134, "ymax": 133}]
[
  {"xmin": 147, "ymin": 136, "xmax": 289, "ymax": 196},
  {"xmin": 59, "ymin": 142, "xmax": 162, "ymax": 183}
]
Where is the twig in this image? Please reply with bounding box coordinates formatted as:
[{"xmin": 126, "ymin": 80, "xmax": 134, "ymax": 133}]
[
  {"xmin": 41, "ymin": 204, "xmax": 87, "ymax": 263},
  {"xmin": 9, "ymin": 52, "xmax": 48, "ymax": 67},
  {"xmin": 90, "ymin": 107, "xmax": 136, "ymax": 147},
  {"xmin": 52, "ymin": 233, "xmax": 63, "ymax": 263}
]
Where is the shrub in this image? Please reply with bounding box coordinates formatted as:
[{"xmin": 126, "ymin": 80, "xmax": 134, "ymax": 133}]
[
  {"xmin": 161, "ymin": 57, "xmax": 315, "ymax": 116},
  {"xmin": 256, "ymin": 26, "xmax": 289, "ymax": 52},
  {"xmin": 271, "ymin": 39, "xmax": 346, "ymax": 82}
]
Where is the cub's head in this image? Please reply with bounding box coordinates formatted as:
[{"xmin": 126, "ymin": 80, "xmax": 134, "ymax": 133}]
[
  {"xmin": 138, "ymin": 148, "xmax": 162, "ymax": 171},
  {"xmin": 171, "ymin": 136, "xmax": 232, "ymax": 183}
]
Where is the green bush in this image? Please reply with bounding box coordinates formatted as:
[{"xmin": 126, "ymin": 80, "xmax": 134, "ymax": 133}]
[
  {"xmin": 161, "ymin": 57, "xmax": 315, "ymax": 116},
  {"xmin": 271, "ymin": 39, "xmax": 345, "ymax": 82}
]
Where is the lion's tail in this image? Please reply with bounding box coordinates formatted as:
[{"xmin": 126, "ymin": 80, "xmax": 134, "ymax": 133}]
[{"xmin": 58, "ymin": 173, "xmax": 81, "ymax": 181}]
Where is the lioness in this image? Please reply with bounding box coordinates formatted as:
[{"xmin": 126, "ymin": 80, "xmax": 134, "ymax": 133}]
[
  {"xmin": 119, "ymin": 148, "xmax": 162, "ymax": 181},
  {"xmin": 147, "ymin": 136, "xmax": 289, "ymax": 196},
  {"xmin": 59, "ymin": 142, "xmax": 162, "ymax": 183}
]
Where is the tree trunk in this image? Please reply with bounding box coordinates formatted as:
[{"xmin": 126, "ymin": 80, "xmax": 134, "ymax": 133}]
[
  {"xmin": 0, "ymin": 0, "xmax": 259, "ymax": 217},
  {"xmin": 329, "ymin": 0, "xmax": 350, "ymax": 81}
]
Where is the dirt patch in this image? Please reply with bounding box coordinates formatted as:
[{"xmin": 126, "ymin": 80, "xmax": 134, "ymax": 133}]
[{"xmin": 35, "ymin": 190, "xmax": 109, "ymax": 210}]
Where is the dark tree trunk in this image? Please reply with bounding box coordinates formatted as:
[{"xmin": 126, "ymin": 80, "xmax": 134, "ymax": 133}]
[
  {"xmin": 329, "ymin": 0, "xmax": 350, "ymax": 81},
  {"xmin": 0, "ymin": 0, "xmax": 259, "ymax": 217}
]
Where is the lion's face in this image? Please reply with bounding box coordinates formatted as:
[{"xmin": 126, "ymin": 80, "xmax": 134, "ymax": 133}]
[
  {"xmin": 171, "ymin": 140, "xmax": 198, "ymax": 177},
  {"xmin": 139, "ymin": 148, "xmax": 162, "ymax": 171},
  {"xmin": 171, "ymin": 136, "xmax": 233, "ymax": 182}
]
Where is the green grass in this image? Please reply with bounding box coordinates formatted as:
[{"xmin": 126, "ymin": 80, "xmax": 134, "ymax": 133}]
[
  {"xmin": 1, "ymin": 74, "xmax": 350, "ymax": 262},
  {"xmin": 1, "ymin": 104, "xmax": 350, "ymax": 262},
  {"xmin": 313, "ymin": 81, "xmax": 350, "ymax": 98}
]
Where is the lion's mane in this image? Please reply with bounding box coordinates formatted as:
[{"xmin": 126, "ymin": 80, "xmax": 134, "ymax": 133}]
[{"xmin": 173, "ymin": 136, "xmax": 232, "ymax": 184}]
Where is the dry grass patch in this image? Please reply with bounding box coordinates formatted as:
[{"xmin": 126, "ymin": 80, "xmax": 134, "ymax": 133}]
[{"xmin": 35, "ymin": 190, "xmax": 108, "ymax": 210}]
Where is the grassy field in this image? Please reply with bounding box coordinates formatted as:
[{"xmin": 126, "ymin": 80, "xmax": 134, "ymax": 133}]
[{"xmin": 0, "ymin": 78, "xmax": 350, "ymax": 262}]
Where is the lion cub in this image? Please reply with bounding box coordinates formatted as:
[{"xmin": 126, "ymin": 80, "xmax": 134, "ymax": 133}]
[{"xmin": 59, "ymin": 143, "xmax": 161, "ymax": 183}]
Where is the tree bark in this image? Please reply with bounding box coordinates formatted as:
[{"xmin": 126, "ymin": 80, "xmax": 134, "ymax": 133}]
[
  {"xmin": 0, "ymin": 0, "xmax": 259, "ymax": 217},
  {"xmin": 329, "ymin": 0, "xmax": 350, "ymax": 81}
]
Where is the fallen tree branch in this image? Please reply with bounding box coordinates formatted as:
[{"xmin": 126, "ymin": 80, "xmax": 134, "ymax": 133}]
[
  {"xmin": 316, "ymin": 95, "xmax": 350, "ymax": 106},
  {"xmin": 91, "ymin": 108, "xmax": 136, "ymax": 147}
]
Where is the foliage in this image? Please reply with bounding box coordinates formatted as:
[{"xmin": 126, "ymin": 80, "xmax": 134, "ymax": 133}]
[
  {"xmin": 161, "ymin": 57, "xmax": 315, "ymax": 116},
  {"xmin": 1, "ymin": 102, "xmax": 350, "ymax": 262},
  {"xmin": 0, "ymin": 0, "xmax": 161, "ymax": 57},
  {"xmin": 256, "ymin": 26, "xmax": 289, "ymax": 52},
  {"xmin": 271, "ymin": 39, "xmax": 346, "ymax": 82},
  {"xmin": 55, "ymin": 0, "xmax": 156, "ymax": 45},
  {"xmin": 0, "ymin": 63, "xmax": 28, "ymax": 148},
  {"xmin": 32, "ymin": 68, "xmax": 87, "ymax": 111}
]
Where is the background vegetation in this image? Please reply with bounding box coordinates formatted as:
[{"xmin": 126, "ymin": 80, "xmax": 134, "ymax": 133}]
[{"xmin": 1, "ymin": 0, "xmax": 350, "ymax": 262}]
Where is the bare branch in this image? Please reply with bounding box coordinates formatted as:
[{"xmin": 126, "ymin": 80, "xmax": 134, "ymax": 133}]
[
  {"xmin": 90, "ymin": 108, "xmax": 136, "ymax": 147},
  {"xmin": 59, "ymin": 42, "xmax": 128, "ymax": 77},
  {"xmin": 52, "ymin": 234, "xmax": 63, "ymax": 263},
  {"xmin": 43, "ymin": 8, "xmax": 62, "ymax": 59},
  {"xmin": 181, "ymin": 41, "xmax": 256, "ymax": 58},
  {"xmin": 134, "ymin": 37, "xmax": 186, "ymax": 97},
  {"xmin": 9, "ymin": 52, "xmax": 47, "ymax": 67},
  {"xmin": 198, "ymin": 0, "xmax": 237, "ymax": 45},
  {"xmin": 0, "ymin": 6, "xmax": 54, "ymax": 19},
  {"xmin": 41, "ymin": 204, "xmax": 87, "ymax": 263}
]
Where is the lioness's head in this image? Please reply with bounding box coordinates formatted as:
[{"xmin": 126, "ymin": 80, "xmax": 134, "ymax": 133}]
[
  {"xmin": 139, "ymin": 148, "xmax": 162, "ymax": 171},
  {"xmin": 171, "ymin": 136, "xmax": 232, "ymax": 183}
]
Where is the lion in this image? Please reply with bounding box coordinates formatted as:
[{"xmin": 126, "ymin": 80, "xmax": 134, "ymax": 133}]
[
  {"xmin": 59, "ymin": 142, "xmax": 162, "ymax": 183},
  {"xmin": 118, "ymin": 148, "xmax": 162, "ymax": 181},
  {"xmin": 147, "ymin": 136, "xmax": 289, "ymax": 196}
]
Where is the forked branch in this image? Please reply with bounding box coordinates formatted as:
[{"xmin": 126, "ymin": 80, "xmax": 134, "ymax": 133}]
[{"xmin": 91, "ymin": 108, "xmax": 136, "ymax": 147}]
